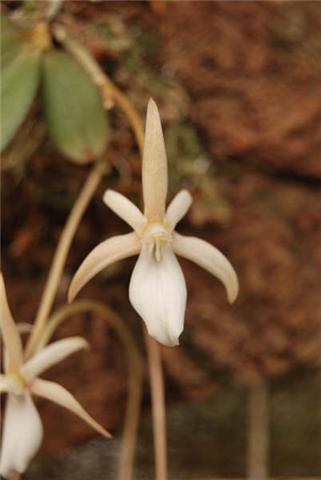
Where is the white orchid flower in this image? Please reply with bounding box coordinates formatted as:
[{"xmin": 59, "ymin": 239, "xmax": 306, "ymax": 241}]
[
  {"xmin": 68, "ymin": 99, "xmax": 238, "ymax": 347},
  {"xmin": 0, "ymin": 274, "xmax": 110, "ymax": 479}
]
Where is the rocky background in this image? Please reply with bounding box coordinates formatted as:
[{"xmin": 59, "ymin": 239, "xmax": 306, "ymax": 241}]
[{"xmin": 2, "ymin": 0, "xmax": 321, "ymax": 473}]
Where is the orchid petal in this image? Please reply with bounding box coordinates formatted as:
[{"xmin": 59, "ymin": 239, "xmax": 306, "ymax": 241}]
[
  {"xmin": 31, "ymin": 378, "xmax": 111, "ymax": 438},
  {"xmin": 0, "ymin": 273, "xmax": 23, "ymax": 371},
  {"xmin": 0, "ymin": 374, "xmax": 9, "ymax": 393},
  {"xmin": 173, "ymin": 233, "xmax": 239, "ymax": 303},
  {"xmin": 20, "ymin": 337, "xmax": 89, "ymax": 381},
  {"xmin": 0, "ymin": 393, "xmax": 43, "ymax": 477},
  {"xmin": 165, "ymin": 190, "xmax": 193, "ymax": 230},
  {"xmin": 103, "ymin": 189, "xmax": 146, "ymax": 232},
  {"xmin": 143, "ymin": 98, "xmax": 168, "ymax": 222},
  {"xmin": 129, "ymin": 245, "xmax": 186, "ymax": 346},
  {"xmin": 68, "ymin": 232, "xmax": 141, "ymax": 302},
  {"xmin": 21, "ymin": 337, "xmax": 88, "ymax": 381}
]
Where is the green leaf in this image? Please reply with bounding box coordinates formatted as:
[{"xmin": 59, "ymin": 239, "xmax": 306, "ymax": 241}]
[
  {"xmin": 42, "ymin": 50, "xmax": 109, "ymax": 164},
  {"xmin": 1, "ymin": 48, "xmax": 41, "ymax": 152},
  {"xmin": 1, "ymin": 13, "xmax": 25, "ymax": 67}
]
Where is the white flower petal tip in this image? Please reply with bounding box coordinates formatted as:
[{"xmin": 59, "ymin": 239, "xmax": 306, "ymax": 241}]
[
  {"xmin": 68, "ymin": 232, "xmax": 141, "ymax": 303},
  {"xmin": 103, "ymin": 189, "xmax": 145, "ymax": 232},
  {"xmin": 0, "ymin": 393, "xmax": 43, "ymax": 478},
  {"xmin": 129, "ymin": 245, "xmax": 186, "ymax": 347},
  {"xmin": 21, "ymin": 336, "xmax": 89, "ymax": 381},
  {"xmin": 148, "ymin": 97, "xmax": 157, "ymax": 109},
  {"xmin": 227, "ymin": 275, "xmax": 239, "ymax": 304},
  {"xmin": 165, "ymin": 189, "xmax": 193, "ymax": 229},
  {"xmin": 31, "ymin": 379, "xmax": 112, "ymax": 439},
  {"xmin": 173, "ymin": 233, "xmax": 239, "ymax": 304}
]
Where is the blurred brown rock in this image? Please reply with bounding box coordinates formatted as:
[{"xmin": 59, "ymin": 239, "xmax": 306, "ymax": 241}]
[
  {"xmin": 170, "ymin": 171, "xmax": 321, "ymax": 387},
  {"xmin": 160, "ymin": 1, "xmax": 321, "ymax": 178}
]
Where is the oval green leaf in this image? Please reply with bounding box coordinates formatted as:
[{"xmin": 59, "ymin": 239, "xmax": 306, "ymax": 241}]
[
  {"xmin": 42, "ymin": 50, "xmax": 109, "ymax": 164},
  {"xmin": 1, "ymin": 48, "xmax": 41, "ymax": 152}
]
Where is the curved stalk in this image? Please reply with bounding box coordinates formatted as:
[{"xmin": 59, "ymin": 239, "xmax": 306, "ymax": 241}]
[
  {"xmin": 25, "ymin": 161, "xmax": 106, "ymax": 359},
  {"xmin": 38, "ymin": 299, "xmax": 143, "ymax": 480}
]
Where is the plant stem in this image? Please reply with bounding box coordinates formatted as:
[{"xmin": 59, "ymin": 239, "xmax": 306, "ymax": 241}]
[
  {"xmin": 9, "ymin": 472, "xmax": 20, "ymax": 480},
  {"xmin": 38, "ymin": 299, "xmax": 143, "ymax": 480},
  {"xmin": 247, "ymin": 381, "xmax": 269, "ymax": 480},
  {"xmin": 144, "ymin": 330, "xmax": 168, "ymax": 480},
  {"xmin": 45, "ymin": 0, "xmax": 63, "ymax": 21},
  {"xmin": 25, "ymin": 161, "xmax": 106, "ymax": 358},
  {"xmin": 53, "ymin": 24, "xmax": 144, "ymax": 156}
]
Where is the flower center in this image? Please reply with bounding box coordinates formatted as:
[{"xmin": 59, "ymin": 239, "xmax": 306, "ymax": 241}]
[
  {"xmin": 6, "ymin": 372, "xmax": 27, "ymax": 396},
  {"xmin": 143, "ymin": 223, "xmax": 171, "ymax": 262}
]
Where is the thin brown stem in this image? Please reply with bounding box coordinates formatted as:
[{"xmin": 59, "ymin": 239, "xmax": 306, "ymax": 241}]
[
  {"xmin": 38, "ymin": 299, "xmax": 143, "ymax": 480},
  {"xmin": 9, "ymin": 472, "xmax": 21, "ymax": 480},
  {"xmin": 25, "ymin": 161, "xmax": 106, "ymax": 358},
  {"xmin": 247, "ymin": 381, "xmax": 269, "ymax": 480},
  {"xmin": 144, "ymin": 330, "xmax": 168, "ymax": 480}
]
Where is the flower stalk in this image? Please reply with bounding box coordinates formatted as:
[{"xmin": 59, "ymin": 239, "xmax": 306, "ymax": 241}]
[
  {"xmin": 144, "ymin": 329, "xmax": 168, "ymax": 480},
  {"xmin": 25, "ymin": 160, "xmax": 107, "ymax": 359}
]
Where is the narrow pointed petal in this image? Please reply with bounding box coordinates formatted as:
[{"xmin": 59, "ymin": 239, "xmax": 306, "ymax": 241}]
[
  {"xmin": 165, "ymin": 190, "xmax": 193, "ymax": 230},
  {"xmin": 173, "ymin": 233, "xmax": 239, "ymax": 303},
  {"xmin": 143, "ymin": 99, "xmax": 168, "ymax": 222},
  {"xmin": 103, "ymin": 189, "xmax": 146, "ymax": 232},
  {"xmin": 68, "ymin": 232, "xmax": 141, "ymax": 302},
  {"xmin": 31, "ymin": 378, "xmax": 111, "ymax": 438},
  {"xmin": 0, "ymin": 393, "xmax": 43, "ymax": 477},
  {"xmin": 129, "ymin": 245, "xmax": 187, "ymax": 346},
  {"xmin": 0, "ymin": 273, "xmax": 23, "ymax": 371},
  {"xmin": 21, "ymin": 337, "xmax": 88, "ymax": 381}
]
